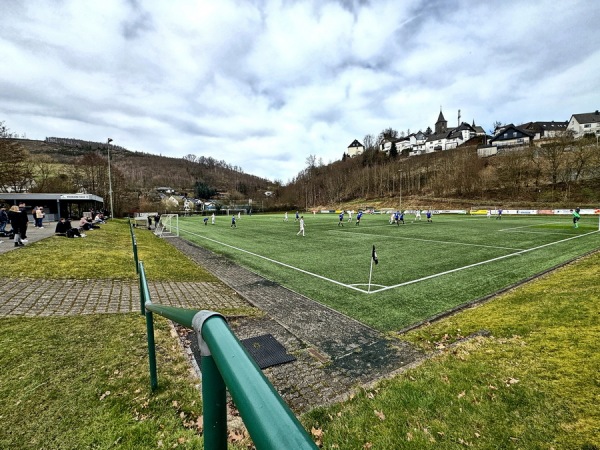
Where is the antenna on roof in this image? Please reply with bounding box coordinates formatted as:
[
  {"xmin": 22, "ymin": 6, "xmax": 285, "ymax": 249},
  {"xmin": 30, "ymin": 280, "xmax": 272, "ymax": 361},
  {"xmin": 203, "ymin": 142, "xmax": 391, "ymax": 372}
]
[{"xmin": 458, "ymin": 109, "xmax": 461, "ymax": 126}]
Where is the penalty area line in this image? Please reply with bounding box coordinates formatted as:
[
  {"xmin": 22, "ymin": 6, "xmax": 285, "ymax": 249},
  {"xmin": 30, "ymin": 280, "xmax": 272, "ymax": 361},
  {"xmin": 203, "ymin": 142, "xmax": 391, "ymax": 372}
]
[
  {"xmin": 178, "ymin": 226, "xmax": 370, "ymax": 293},
  {"xmin": 368, "ymin": 229, "xmax": 600, "ymax": 294}
]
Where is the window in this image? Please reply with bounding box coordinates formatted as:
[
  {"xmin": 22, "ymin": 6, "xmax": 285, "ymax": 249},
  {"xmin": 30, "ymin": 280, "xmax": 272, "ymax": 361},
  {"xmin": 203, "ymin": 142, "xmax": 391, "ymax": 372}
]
[{"xmin": 584, "ymin": 124, "xmax": 591, "ymax": 128}]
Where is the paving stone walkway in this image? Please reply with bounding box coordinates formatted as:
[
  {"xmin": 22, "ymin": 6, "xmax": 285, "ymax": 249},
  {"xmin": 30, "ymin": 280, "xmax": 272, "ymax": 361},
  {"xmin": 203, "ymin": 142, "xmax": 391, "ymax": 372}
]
[{"xmin": 168, "ymin": 237, "xmax": 424, "ymax": 413}]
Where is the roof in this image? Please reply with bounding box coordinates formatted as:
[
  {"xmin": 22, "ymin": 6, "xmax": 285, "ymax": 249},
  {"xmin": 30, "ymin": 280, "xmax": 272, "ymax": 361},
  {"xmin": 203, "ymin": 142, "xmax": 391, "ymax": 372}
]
[
  {"xmin": 347, "ymin": 139, "xmax": 364, "ymax": 148},
  {"xmin": 518, "ymin": 121, "xmax": 568, "ymax": 132},
  {"xmin": 426, "ymin": 132, "xmax": 450, "ymax": 143},
  {"xmin": 436, "ymin": 111, "xmax": 446, "ymax": 123},
  {"xmin": 0, "ymin": 192, "xmax": 104, "ymax": 203},
  {"xmin": 570, "ymin": 111, "xmax": 600, "ymax": 124},
  {"xmin": 489, "ymin": 124, "xmax": 534, "ymax": 142}
]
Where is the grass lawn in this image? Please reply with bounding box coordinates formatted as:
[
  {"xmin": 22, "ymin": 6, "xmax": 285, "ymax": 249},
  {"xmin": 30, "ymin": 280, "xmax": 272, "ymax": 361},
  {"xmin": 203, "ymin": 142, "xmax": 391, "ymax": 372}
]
[
  {"xmin": 173, "ymin": 213, "xmax": 600, "ymax": 331},
  {"xmin": 302, "ymin": 250, "xmax": 600, "ymax": 449}
]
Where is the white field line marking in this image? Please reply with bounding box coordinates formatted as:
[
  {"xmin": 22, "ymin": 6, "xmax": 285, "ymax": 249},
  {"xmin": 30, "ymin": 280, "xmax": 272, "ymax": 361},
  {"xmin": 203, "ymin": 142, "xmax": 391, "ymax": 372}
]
[
  {"xmin": 501, "ymin": 230, "xmax": 575, "ymax": 236},
  {"xmin": 499, "ymin": 221, "xmax": 563, "ymax": 231},
  {"xmin": 328, "ymin": 229, "xmax": 525, "ymax": 251},
  {"xmin": 367, "ymin": 230, "xmax": 599, "ymax": 294},
  {"xmin": 177, "ymin": 226, "xmax": 369, "ymax": 293}
]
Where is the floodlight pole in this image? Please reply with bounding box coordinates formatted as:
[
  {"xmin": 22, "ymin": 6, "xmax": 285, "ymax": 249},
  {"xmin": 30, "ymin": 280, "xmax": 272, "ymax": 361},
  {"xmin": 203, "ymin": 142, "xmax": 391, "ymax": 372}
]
[
  {"xmin": 398, "ymin": 170, "xmax": 403, "ymax": 212},
  {"xmin": 107, "ymin": 138, "xmax": 114, "ymax": 219}
]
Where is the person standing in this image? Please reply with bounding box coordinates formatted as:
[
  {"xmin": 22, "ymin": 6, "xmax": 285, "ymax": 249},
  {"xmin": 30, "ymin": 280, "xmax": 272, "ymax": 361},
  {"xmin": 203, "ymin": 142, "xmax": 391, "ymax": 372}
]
[
  {"xmin": 35, "ymin": 207, "xmax": 45, "ymax": 228},
  {"xmin": 231, "ymin": 215, "xmax": 237, "ymax": 228},
  {"xmin": 147, "ymin": 215, "xmax": 153, "ymax": 230},
  {"xmin": 426, "ymin": 210, "xmax": 433, "ymax": 223},
  {"xmin": 8, "ymin": 205, "xmax": 25, "ymax": 247},
  {"xmin": 415, "ymin": 209, "xmax": 421, "ymax": 221},
  {"xmin": 347, "ymin": 210, "xmax": 352, "ymax": 223},
  {"xmin": 211, "ymin": 213, "xmax": 215, "ymax": 225},
  {"xmin": 338, "ymin": 211, "xmax": 344, "ymax": 226},
  {"xmin": 496, "ymin": 207, "xmax": 503, "ymax": 220},
  {"xmin": 0, "ymin": 207, "xmax": 8, "ymax": 234},
  {"xmin": 296, "ymin": 215, "xmax": 305, "ymax": 236},
  {"xmin": 18, "ymin": 203, "xmax": 29, "ymax": 241},
  {"xmin": 284, "ymin": 212, "xmax": 288, "ymax": 222},
  {"xmin": 356, "ymin": 210, "xmax": 363, "ymax": 226},
  {"xmin": 572, "ymin": 208, "xmax": 581, "ymax": 228},
  {"xmin": 295, "ymin": 211, "xmax": 299, "ymax": 222}
]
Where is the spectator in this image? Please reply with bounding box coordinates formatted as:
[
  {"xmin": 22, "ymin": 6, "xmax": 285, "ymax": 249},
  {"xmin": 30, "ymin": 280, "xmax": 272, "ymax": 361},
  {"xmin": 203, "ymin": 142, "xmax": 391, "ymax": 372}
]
[
  {"xmin": 34, "ymin": 206, "xmax": 45, "ymax": 228},
  {"xmin": 8, "ymin": 205, "xmax": 26, "ymax": 247},
  {"xmin": 18, "ymin": 202, "xmax": 29, "ymax": 241},
  {"xmin": 0, "ymin": 207, "xmax": 8, "ymax": 235},
  {"xmin": 55, "ymin": 217, "xmax": 85, "ymax": 238}
]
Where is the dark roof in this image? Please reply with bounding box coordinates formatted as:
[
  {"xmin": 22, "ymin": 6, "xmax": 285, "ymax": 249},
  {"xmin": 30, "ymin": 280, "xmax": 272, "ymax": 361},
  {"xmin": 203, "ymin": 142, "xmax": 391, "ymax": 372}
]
[
  {"xmin": 426, "ymin": 132, "xmax": 450, "ymax": 143},
  {"xmin": 489, "ymin": 124, "xmax": 534, "ymax": 142},
  {"xmin": 571, "ymin": 111, "xmax": 600, "ymax": 124},
  {"xmin": 347, "ymin": 139, "xmax": 364, "ymax": 148},
  {"xmin": 518, "ymin": 121, "xmax": 568, "ymax": 132},
  {"xmin": 436, "ymin": 111, "xmax": 446, "ymax": 123}
]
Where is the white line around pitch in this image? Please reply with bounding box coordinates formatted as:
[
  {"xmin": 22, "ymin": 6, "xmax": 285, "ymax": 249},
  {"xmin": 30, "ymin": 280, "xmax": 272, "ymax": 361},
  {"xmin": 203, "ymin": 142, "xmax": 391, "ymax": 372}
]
[
  {"xmin": 368, "ymin": 230, "xmax": 599, "ymax": 294},
  {"xmin": 177, "ymin": 226, "xmax": 369, "ymax": 293}
]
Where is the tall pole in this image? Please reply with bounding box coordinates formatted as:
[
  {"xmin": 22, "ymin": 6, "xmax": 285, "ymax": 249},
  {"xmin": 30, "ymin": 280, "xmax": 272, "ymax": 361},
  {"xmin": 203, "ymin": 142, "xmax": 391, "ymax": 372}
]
[
  {"xmin": 107, "ymin": 138, "xmax": 114, "ymax": 219},
  {"xmin": 398, "ymin": 170, "xmax": 403, "ymax": 212}
]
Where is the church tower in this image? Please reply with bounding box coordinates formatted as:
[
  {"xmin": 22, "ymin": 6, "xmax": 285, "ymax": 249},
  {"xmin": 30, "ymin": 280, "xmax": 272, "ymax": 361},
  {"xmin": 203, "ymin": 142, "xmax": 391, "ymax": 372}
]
[{"xmin": 435, "ymin": 109, "xmax": 447, "ymax": 134}]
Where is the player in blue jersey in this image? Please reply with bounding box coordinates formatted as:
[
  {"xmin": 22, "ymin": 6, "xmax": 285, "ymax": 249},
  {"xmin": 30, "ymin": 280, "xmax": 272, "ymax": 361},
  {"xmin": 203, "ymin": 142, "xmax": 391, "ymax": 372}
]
[
  {"xmin": 338, "ymin": 211, "xmax": 344, "ymax": 226},
  {"xmin": 426, "ymin": 210, "xmax": 432, "ymax": 223},
  {"xmin": 231, "ymin": 215, "xmax": 237, "ymax": 228},
  {"xmin": 356, "ymin": 210, "xmax": 363, "ymax": 226},
  {"xmin": 399, "ymin": 211, "xmax": 405, "ymax": 224}
]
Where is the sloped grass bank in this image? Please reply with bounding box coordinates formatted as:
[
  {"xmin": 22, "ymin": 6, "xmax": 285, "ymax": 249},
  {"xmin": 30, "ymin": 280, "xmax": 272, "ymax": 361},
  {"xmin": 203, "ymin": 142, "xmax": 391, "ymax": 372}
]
[{"xmin": 303, "ymin": 251, "xmax": 600, "ymax": 449}]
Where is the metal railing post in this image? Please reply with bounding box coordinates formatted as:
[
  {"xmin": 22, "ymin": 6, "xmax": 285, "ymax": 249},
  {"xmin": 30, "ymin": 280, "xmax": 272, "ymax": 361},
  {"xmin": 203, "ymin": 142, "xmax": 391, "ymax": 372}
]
[{"xmin": 139, "ymin": 262, "xmax": 158, "ymax": 390}]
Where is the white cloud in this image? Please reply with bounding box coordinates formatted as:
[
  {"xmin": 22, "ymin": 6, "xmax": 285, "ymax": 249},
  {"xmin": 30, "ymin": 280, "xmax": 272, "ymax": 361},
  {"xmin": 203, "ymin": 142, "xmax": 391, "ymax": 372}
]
[{"xmin": 1, "ymin": 0, "xmax": 599, "ymax": 182}]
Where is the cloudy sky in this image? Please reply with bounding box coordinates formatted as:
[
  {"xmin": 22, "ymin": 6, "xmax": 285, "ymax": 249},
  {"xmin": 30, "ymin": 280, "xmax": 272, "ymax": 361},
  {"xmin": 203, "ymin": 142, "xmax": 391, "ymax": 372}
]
[{"xmin": 1, "ymin": 1, "xmax": 599, "ymax": 183}]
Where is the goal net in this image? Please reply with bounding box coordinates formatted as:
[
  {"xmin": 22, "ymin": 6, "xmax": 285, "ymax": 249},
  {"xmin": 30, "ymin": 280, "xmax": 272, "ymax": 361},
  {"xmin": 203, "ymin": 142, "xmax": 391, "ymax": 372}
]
[{"xmin": 154, "ymin": 214, "xmax": 179, "ymax": 238}]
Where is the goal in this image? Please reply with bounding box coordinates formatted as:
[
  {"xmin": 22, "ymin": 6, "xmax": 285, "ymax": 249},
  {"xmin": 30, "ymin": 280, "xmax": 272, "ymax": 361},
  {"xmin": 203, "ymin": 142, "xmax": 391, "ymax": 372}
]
[{"xmin": 154, "ymin": 214, "xmax": 179, "ymax": 238}]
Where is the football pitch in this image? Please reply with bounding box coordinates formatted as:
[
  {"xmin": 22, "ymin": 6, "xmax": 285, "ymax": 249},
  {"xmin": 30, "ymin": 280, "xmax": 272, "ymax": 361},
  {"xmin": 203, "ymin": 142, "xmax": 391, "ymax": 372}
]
[{"xmin": 171, "ymin": 213, "xmax": 600, "ymax": 332}]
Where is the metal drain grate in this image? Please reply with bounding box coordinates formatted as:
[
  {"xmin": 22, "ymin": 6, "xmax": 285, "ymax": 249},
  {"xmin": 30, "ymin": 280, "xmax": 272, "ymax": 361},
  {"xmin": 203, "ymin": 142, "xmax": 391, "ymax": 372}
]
[{"xmin": 241, "ymin": 334, "xmax": 296, "ymax": 369}]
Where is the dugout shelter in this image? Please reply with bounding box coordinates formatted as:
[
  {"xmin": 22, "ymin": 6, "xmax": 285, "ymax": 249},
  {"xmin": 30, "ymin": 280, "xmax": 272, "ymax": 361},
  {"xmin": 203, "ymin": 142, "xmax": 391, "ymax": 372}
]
[{"xmin": 0, "ymin": 193, "xmax": 104, "ymax": 222}]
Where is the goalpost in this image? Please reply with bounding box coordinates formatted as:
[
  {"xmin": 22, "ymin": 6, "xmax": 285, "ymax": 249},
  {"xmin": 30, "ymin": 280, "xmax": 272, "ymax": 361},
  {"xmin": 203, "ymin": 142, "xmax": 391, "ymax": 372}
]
[{"xmin": 154, "ymin": 214, "xmax": 179, "ymax": 238}]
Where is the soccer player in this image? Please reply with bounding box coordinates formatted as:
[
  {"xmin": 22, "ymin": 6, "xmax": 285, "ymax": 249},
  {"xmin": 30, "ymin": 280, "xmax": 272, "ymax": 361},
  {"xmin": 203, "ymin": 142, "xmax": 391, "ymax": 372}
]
[
  {"xmin": 211, "ymin": 213, "xmax": 215, "ymax": 225},
  {"xmin": 284, "ymin": 212, "xmax": 288, "ymax": 222},
  {"xmin": 297, "ymin": 215, "xmax": 305, "ymax": 236},
  {"xmin": 487, "ymin": 209, "xmax": 491, "ymax": 219},
  {"xmin": 496, "ymin": 207, "xmax": 503, "ymax": 220},
  {"xmin": 415, "ymin": 209, "xmax": 421, "ymax": 221},
  {"xmin": 347, "ymin": 210, "xmax": 352, "ymax": 222},
  {"xmin": 231, "ymin": 215, "xmax": 237, "ymax": 228},
  {"xmin": 399, "ymin": 211, "xmax": 405, "ymax": 224},
  {"xmin": 295, "ymin": 211, "xmax": 299, "ymax": 222},
  {"xmin": 338, "ymin": 211, "xmax": 344, "ymax": 226},
  {"xmin": 356, "ymin": 210, "xmax": 363, "ymax": 226},
  {"xmin": 426, "ymin": 210, "xmax": 432, "ymax": 223},
  {"xmin": 203, "ymin": 217, "xmax": 208, "ymax": 226},
  {"xmin": 572, "ymin": 208, "xmax": 581, "ymax": 228}
]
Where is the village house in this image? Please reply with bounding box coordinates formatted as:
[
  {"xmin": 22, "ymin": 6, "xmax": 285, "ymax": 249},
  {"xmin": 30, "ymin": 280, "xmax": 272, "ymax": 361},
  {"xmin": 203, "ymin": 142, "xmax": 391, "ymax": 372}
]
[{"xmin": 567, "ymin": 110, "xmax": 600, "ymax": 139}]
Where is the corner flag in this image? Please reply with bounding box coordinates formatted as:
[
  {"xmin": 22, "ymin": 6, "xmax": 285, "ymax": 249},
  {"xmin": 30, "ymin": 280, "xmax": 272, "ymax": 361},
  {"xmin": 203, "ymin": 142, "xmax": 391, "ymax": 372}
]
[{"xmin": 372, "ymin": 245, "xmax": 378, "ymax": 265}]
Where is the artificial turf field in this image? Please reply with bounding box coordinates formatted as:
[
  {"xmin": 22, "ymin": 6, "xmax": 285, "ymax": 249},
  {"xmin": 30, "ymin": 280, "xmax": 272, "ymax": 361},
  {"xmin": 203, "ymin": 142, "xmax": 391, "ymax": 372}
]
[{"xmin": 167, "ymin": 213, "xmax": 600, "ymax": 332}]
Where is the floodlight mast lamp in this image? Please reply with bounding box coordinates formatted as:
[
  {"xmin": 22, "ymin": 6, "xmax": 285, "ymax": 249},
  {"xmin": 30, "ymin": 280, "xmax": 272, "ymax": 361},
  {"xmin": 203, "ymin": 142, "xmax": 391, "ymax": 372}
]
[{"xmin": 107, "ymin": 138, "xmax": 114, "ymax": 219}]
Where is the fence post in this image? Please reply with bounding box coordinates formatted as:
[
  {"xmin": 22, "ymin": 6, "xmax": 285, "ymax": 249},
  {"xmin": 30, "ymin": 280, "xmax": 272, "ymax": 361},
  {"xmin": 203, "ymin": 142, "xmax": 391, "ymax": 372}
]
[
  {"xmin": 193, "ymin": 312, "xmax": 228, "ymax": 450},
  {"xmin": 139, "ymin": 262, "xmax": 158, "ymax": 390}
]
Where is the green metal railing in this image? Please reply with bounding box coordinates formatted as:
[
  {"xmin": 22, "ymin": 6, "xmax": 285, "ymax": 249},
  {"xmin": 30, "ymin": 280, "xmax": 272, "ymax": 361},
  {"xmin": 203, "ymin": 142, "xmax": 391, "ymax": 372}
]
[{"xmin": 132, "ymin": 228, "xmax": 317, "ymax": 449}]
